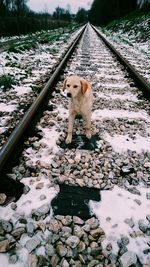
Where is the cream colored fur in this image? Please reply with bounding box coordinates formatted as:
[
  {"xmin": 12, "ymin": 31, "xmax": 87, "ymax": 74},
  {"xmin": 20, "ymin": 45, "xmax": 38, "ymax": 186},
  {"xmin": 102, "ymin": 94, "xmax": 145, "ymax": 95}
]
[{"xmin": 62, "ymin": 75, "xmax": 93, "ymax": 144}]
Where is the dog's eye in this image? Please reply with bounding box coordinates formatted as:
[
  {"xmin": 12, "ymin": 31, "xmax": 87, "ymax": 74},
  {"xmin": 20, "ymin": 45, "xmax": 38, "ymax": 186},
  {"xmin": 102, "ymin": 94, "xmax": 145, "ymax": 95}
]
[
  {"xmin": 67, "ymin": 84, "xmax": 70, "ymax": 87},
  {"xmin": 73, "ymin": 85, "xmax": 78, "ymax": 88}
]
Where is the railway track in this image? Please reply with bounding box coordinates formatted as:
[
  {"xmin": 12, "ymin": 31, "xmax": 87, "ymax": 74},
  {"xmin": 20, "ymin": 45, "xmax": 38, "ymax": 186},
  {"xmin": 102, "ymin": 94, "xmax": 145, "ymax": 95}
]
[
  {"xmin": 101, "ymin": 27, "xmax": 150, "ymax": 84},
  {"xmin": 0, "ymin": 23, "xmax": 150, "ymax": 266},
  {"xmin": 0, "ymin": 25, "xmax": 83, "ymax": 148}
]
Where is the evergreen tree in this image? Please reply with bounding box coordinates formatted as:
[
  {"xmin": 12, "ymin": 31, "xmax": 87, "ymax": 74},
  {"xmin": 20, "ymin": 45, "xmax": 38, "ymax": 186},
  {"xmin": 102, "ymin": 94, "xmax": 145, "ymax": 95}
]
[{"xmin": 89, "ymin": 0, "xmax": 137, "ymax": 26}]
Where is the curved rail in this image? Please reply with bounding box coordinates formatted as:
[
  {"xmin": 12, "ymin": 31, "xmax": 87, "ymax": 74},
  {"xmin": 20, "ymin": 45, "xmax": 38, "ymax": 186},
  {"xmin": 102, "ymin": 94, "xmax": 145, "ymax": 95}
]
[
  {"xmin": 0, "ymin": 24, "xmax": 87, "ymax": 172},
  {"xmin": 91, "ymin": 24, "xmax": 150, "ymax": 98}
]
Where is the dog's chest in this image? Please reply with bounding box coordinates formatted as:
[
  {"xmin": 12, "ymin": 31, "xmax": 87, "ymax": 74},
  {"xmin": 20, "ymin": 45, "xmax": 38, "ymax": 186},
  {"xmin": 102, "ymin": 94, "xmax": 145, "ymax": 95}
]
[{"xmin": 70, "ymin": 99, "xmax": 83, "ymax": 113}]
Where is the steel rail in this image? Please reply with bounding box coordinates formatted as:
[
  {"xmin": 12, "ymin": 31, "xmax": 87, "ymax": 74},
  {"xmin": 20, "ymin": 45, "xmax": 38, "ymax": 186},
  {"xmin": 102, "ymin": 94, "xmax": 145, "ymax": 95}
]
[
  {"xmin": 91, "ymin": 24, "xmax": 150, "ymax": 97},
  {"xmin": 0, "ymin": 26, "xmax": 81, "ymax": 52},
  {"xmin": 0, "ymin": 24, "xmax": 87, "ymax": 172}
]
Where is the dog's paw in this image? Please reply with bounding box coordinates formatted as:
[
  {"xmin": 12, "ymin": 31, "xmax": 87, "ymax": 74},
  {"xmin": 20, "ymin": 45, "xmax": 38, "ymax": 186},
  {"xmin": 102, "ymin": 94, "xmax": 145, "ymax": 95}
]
[
  {"xmin": 86, "ymin": 131, "xmax": 91, "ymax": 139},
  {"xmin": 65, "ymin": 135, "xmax": 72, "ymax": 144}
]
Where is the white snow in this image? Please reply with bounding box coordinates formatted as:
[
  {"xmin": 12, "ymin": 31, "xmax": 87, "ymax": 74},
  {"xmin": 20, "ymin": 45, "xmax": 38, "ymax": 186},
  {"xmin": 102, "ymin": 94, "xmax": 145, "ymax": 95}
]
[
  {"xmin": 98, "ymin": 82, "xmax": 129, "ymax": 89},
  {"xmin": 13, "ymin": 85, "xmax": 32, "ymax": 96},
  {"xmin": 104, "ymin": 133, "xmax": 150, "ymax": 153},
  {"xmin": 0, "ymin": 127, "xmax": 6, "ymax": 134},
  {"xmin": 0, "ymin": 176, "xmax": 57, "ymax": 221},
  {"xmin": 92, "ymin": 108, "xmax": 149, "ymax": 121},
  {"xmin": 56, "ymin": 105, "xmax": 68, "ymax": 118},
  {"xmin": 24, "ymin": 126, "xmax": 60, "ymax": 168},
  {"xmin": 0, "ymin": 102, "xmax": 17, "ymax": 112},
  {"xmin": 90, "ymin": 185, "xmax": 150, "ymax": 263},
  {"xmin": 0, "ymin": 249, "xmax": 28, "ymax": 267},
  {"xmin": 96, "ymin": 92, "xmax": 139, "ymax": 101},
  {"xmin": 0, "ymin": 176, "xmax": 58, "ymax": 267}
]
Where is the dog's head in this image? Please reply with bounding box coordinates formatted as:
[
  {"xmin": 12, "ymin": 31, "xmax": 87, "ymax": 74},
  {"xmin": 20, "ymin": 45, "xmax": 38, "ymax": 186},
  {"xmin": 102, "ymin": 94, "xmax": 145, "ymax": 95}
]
[{"xmin": 62, "ymin": 75, "xmax": 89, "ymax": 98}]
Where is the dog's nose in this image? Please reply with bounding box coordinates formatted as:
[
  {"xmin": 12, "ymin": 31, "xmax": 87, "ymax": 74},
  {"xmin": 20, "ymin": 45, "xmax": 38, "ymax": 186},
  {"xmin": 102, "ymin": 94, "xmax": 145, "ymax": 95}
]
[{"xmin": 67, "ymin": 92, "xmax": 72, "ymax": 98}]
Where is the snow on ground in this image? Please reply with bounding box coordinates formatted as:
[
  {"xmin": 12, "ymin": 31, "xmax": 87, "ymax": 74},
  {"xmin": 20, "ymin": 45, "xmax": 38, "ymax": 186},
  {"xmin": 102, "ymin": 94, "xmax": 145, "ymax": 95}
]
[
  {"xmin": 95, "ymin": 92, "xmax": 139, "ymax": 102},
  {"xmin": 101, "ymin": 13, "xmax": 150, "ymax": 82},
  {"xmin": 90, "ymin": 185, "xmax": 150, "ymax": 263},
  {"xmin": 103, "ymin": 133, "xmax": 150, "ymax": 153},
  {"xmin": 0, "ymin": 102, "xmax": 18, "ymax": 112},
  {"xmin": 92, "ymin": 108, "xmax": 149, "ymax": 121},
  {"xmin": 13, "ymin": 85, "xmax": 32, "ymax": 96},
  {"xmin": 24, "ymin": 125, "xmax": 60, "ymax": 168},
  {"xmin": 0, "ymin": 175, "xmax": 58, "ymax": 267},
  {"xmin": 0, "ymin": 177, "xmax": 57, "ymax": 222},
  {"xmin": 0, "ymin": 250, "xmax": 28, "ymax": 267}
]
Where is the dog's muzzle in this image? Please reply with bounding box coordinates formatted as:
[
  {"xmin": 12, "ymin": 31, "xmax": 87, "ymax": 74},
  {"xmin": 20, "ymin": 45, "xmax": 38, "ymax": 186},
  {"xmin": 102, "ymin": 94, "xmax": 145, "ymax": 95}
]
[{"xmin": 67, "ymin": 92, "xmax": 72, "ymax": 98}]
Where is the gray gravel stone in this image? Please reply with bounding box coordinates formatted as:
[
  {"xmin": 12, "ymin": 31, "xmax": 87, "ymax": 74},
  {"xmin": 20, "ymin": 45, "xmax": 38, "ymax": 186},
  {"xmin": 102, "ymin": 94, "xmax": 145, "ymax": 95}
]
[
  {"xmin": 90, "ymin": 227, "xmax": 105, "ymax": 238},
  {"xmin": 0, "ymin": 220, "xmax": 13, "ymax": 233},
  {"xmin": 56, "ymin": 243, "xmax": 68, "ymax": 257},
  {"xmin": 45, "ymin": 243, "xmax": 55, "ymax": 256},
  {"xmin": 120, "ymin": 236, "xmax": 130, "ymax": 246},
  {"xmin": 9, "ymin": 254, "xmax": 18, "ymax": 264},
  {"xmin": 0, "ymin": 239, "xmax": 9, "ymax": 252},
  {"xmin": 119, "ymin": 251, "xmax": 137, "ymax": 267},
  {"xmin": 11, "ymin": 227, "xmax": 25, "ymax": 239},
  {"xmin": 26, "ymin": 222, "xmax": 35, "ymax": 236},
  {"xmin": 66, "ymin": 235, "xmax": 80, "ymax": 248},
  {"xmin": 146, "ymin": 193, "xmax": 150, "ymax": 200},
  {"xmin": 61, "ymin": 258, "xmax": 69, "ymax": 267},
  {"xmin": 50, "ymin": 254, "xmax": 60, "ymax": 267},
  {"xmin": 10, "ymin": 202, "xmax": 17, "ymax": 210},
  {"xmin": 87, "ymin": 260, "xmax": 99, "ymax": 267},
  {"xmin": 138, "ymin": 220, "xmax": 148, "ymax": 233},
  {"xmin": 0, "ymin": 193, "xmax": 7, "ymax": 204},
  {"xmin": 74, "ymin": 225, "xmax": 84, "ymax": 238},
  {"xmin": 28, "ymin": 254, "xmax": 38, "ymax": 267},
  {"xmin": 48, "ymin": 219, "xmax": 63, "ymax": 233},
  {"xmin": 77, "ymin": 240, "xmax": 86, "ymax": 252},
  {"xmin": 73, "ymin": 216, "xmax": 84, "ymax": 225},
  {"xmin": 25, "ymin": 236, "xmax": 41, "ymax": 253},
  {"xmin": 32, "ymin": 204, "xmax": 50, "ymax": 219},
  {"xmin": 82, "ymin": 224, "xmax": 90, "ymax": 232}
]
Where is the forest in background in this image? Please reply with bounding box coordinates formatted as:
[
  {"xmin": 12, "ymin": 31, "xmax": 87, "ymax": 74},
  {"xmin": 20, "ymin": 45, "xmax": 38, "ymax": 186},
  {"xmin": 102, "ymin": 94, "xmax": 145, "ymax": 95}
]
[
  {"xmin": 0, "ymin": 0, "xmax": 71, "ymax": 36},
  {"xmin": 89, "ymin": 0, "xmax": 150, "ymax": 25},
  {"xmin": 0, "ymin": 0, "xmax": 150, "ymax": 37}
]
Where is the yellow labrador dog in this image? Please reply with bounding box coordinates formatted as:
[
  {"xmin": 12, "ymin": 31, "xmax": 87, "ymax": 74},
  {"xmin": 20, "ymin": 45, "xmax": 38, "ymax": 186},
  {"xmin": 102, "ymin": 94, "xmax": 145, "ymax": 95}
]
[{"xmin": 62, "ymin": 75, "xmax": 93, "ymax": 144}]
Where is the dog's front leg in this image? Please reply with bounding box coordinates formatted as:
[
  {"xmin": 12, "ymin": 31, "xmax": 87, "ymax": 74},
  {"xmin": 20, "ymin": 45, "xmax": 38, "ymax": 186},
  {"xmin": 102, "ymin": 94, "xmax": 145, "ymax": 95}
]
[
  {"xmin": 84, "ymin": 114, "xmax": 92, "ymax": 139},
  {"xmin": 66, "ymin": 112, "xmax": 76, "ymax": 144}
]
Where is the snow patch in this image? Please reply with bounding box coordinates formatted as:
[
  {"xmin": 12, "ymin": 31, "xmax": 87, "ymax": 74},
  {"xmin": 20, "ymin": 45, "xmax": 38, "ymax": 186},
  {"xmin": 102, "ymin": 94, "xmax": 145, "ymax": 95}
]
[
  {"xmin": 24, "ymin": 126, "xmax": 60, "ymax": 168},
  {"xmin": 13, "ymin": 85, "xmax": 32, "ymax": 96},
  {"xmin": 0, "ymin": 176, "xmax": 57, "ymax": 221},
  {"xmin": 92, "ymin": 109, "xmax": 149, "ymax": 121},
  {"xmin": 96, "ymin": 92, "xmax": 139, "ymax": 101},
  {"xmin": 104, "ymin": 133, "xmax": 150, "ymax": 153},
  {"xmin": 0, "ymin": 103, "xmax": 17, "ymax": 112},
  {"xmin": 90, "ymin": 185, "xmax": 150, "ymax": 263}
]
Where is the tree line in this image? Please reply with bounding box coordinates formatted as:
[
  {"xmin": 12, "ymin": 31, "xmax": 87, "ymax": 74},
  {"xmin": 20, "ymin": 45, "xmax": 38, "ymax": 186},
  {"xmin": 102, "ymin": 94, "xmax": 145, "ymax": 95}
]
[
  {"xmin": 0, "ymin": 0, "xmax": 29, "ymax": 16},
  {"xmin": 0, "ymin": 0, "xmax": 149, "ymax": 36},
  {"xmin": 76, "ymin": 0, "xmax": 150, "ymax": 25},
  {"xmin": 0, "ymin": 0, "xmax": 72, "ymax": 36},
  {"xmin": 89, "ymin": 0, "xmax": 137, "ymax": 25}
]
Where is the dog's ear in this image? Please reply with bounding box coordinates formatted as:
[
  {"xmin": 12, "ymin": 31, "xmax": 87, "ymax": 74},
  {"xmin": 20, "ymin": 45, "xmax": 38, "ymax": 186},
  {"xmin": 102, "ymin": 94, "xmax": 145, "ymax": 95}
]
[
  {"xmin": 81, "ymin": 79, "xmax": 88, "ymax": 94},
  {"xmin": 62, "ymin": 79, "xmax": 67, "ymax": 91}
]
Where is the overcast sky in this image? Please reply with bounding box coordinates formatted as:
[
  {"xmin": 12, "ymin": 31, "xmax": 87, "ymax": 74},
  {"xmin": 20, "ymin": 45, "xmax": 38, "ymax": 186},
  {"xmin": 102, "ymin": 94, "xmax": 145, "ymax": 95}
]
[{"xmin": 28, "ymin": 0, "xmax": 92, "ymax": 14}]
